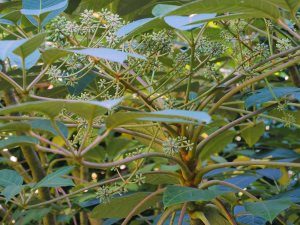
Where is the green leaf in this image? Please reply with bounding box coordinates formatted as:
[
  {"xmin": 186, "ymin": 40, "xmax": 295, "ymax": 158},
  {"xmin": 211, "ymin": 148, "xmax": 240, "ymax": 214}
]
[
  {"xmin": 163, "ymin": 186, "xmax": 225, "ymax": 208},
  {"xmin": 16, "ymin": 208, "xmax": 51, "ymax": 225},
  {"xmin": 0, "ymin": 99, "xmax": 122, "ymax": 120},
  {"xmin": 245, "ymin": 87, "xmax": 300, "ymax": 108},
  {"xmin": 13, "ymin": 33, "xmax": 47, "ymax": 59},
  {"xmin": 0, "ymin": 169, "xmax": 23, "ymax": 187},
  {"xmin": 21, "ymin": 0, "xmax": 68, "ymax": 16},
  {"xmin": 34, "ymin": 166, "xmax": 74, "ymax": 188},
  {"xmin": 166, "ymin": 0, "xmax": 281, "ymax": 19},
  {"xmin": 199, "ymin": 130, "xmax": 236, "ymax": 160},
  {"xmin": 1, "ymin": 184, "xmax": 22, "ymax": 202},
  {"xmin": 42, "ymin": 47, "xmax": 145, "ymax": 64},
  {"xmin": 0, "ymin": 122, "xmax": 31, "ymax": 132},
  {"xmin": 267, "ymin": 0, "xmax": 300, "ymax": 13},
  {"xmin": 152, "ymin": 4, "xmax": 179, "ymax": 16},
  {"xmin": 241, "ymin": 122, "xmax": 265, "ymax": 147},
  {"xmin": 91, "ymin": 192, "xmax": 161, "ymax": 219},
  {"xmin": 106, "ymin": 109, "xmax": 211, "ymax": 130},
  {"xmin": 144, "ymin": 173, "xmax": 180, "ymax": 185},
  {"xmin": 244, "ymin": 199, "xmax": 292, "ymax": 222},
  {"xmin": 0, "ymin": 136, "xmax": 39, "ymax": 149},
  {"xmin": 28, "ymin": 119, "xmax": 68, "ymax": 138}
]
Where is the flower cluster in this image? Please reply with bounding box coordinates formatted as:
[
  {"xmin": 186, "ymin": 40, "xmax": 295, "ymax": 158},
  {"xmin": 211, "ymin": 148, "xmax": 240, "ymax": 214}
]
[
  {"xmin": 163, "ymin": 136, "xmax": 193, "ymax": 155},
  {"xmin": 276, "ymin": 38, "xmax": 292, "ymax": 51}
]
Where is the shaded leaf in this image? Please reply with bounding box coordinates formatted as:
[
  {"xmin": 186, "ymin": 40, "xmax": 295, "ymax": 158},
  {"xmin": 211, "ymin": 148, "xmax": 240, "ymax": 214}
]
[
  {"xmin": 0, "ymin": 99, "xmax": 122, "ymax": 120},
  {"xmin": 1, "ymin": 184, "xmax": 22, "ymax": 202},
  {"xmin": 244, "ymin": 199, "xmax": 292, "ymax": 222},
  {"xmin": 241, "ymin": 122, "xmax": 265, "ymax": 147},
  {"xmin": 163, "ymin": 186, "xmax": 225, "ymax": 208},
  {"xmin": 0, "ymin": 169, "xmax": 23, "ymax": 187},
  {"xmin": 106, "ymin": 110, "xmax": 211, "ymax": 130},
  {"xmin": 34, "ymin": 166, "xmax": 74, "ymax": 188},
  {"xmin": 0, "ymin": 122, "xmax": 31, "ymax": 132},
  {"xmin": 0, "ymin": 136, "xmax": 39, "ymax": 149},
  {"xmin": 91, "ymin": 192, "xmax": 161, "ymax": 219}
]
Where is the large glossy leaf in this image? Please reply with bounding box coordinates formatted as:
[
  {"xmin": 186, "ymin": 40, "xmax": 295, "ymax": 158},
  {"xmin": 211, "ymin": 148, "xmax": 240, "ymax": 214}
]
[
  {"xmin": 34, "ymin": 166, "xmax": 74, "ymax": 188},
  {"xmin": 245, "ymin": 87, "xmax": 300, "ymax": 108},
  {"xmin": 42, "ymin": 48, "xmax": 145, "ymax": 64},
  {"xmin": 0, "ymin": 136, "xmax": 39, "ymax": 149},
  {"xmin": 166, "ymin": 0, "xmax": 281, "ymax": 19},
  {"xmin": 0, "ymin": 169, "xmax": 23, "ymax": 187},
  {"xmin": 106, "ymin": 109, "xmax": 211, "ymax": 130},
  {"xmin": 199, "ymin": 130, "xmax": 236, "ymax": 160},
  {"xmin": 241, "ymin": 122, "xmax": 265, "ymax": 147},
  {"xmin": 21, "ymin": 0, "xmax": 68, "ymax": 16},
  {"xmin": 13, "ymin": 33, "xmax": 47, "ymax": 59},
  {"xmin": 272, "ymin": 187, "xmax": 300, "ymax": 203},
  {"xmin": 0, "ymin": 99, "xmax": 122, "ymax": 120},
  {"xmin": 216, "ymin": 175, "xmax": 261, "ymax": 192},
  {"xmin": 91, "ymin": 192, "xmax": 161, "ymax": 219},
  {"xmin": 244, "ymin": 199, "xmax": 292, "ymax": 222},
  {"xmin": 163, "ymin": 186, "xmax": 225, "ymax": 208}
]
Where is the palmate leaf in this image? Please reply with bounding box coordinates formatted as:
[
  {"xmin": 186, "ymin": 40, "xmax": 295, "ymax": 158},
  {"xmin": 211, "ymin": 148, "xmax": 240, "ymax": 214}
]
[
  {"xmin": 163, "ymin": 186, "xmax": 226, "ymax": 208},
  {"xmin": 244, "ymin": 199, "xmax": 292, "ymax": 222},
  {"xmin": 34, "ymin": 166, "xmax": 74, "ymax": 188},
  {"xmin": 42, "ymin": 47, "xmax": 146, "ymax": 64},
  {"xmin": 0, "ymin": 99, "xmax": 122, "ymax": 120},
  {"xmin": 91, "ymin": 192, "xmax": 161, "ymax": 219},
  {"xmin": 105, "ymin": 109, "xmax": 211, "ymax": 130}
]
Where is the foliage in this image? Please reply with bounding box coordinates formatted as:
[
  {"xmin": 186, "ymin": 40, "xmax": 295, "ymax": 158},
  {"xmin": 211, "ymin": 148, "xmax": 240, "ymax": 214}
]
[{"xmin": 0, "ymin": 0, "xmax": 299, "ymax": 224}]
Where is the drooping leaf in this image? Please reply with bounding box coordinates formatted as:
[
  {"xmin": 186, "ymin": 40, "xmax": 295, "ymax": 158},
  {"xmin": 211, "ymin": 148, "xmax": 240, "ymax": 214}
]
[
  {"xmin": 116, "ymin": 17, "xmax": 166, "ymax": 38},
  {"xmin": 199, "ymin": 130, "xmax": 236, "ymax": 160},
  {"xmin": 163, "ymin": 186, "xmax": 225, "ymax": 208},
  {"xmin": 241, "ymin": 122, "xmax": 265, "ymax": 147},
  {"xmin": 15, "ymin": 208, "xmax": 51, "ymax": 225},
  {"xmin": 0, "ymin": 122, "xmax": 31, "ymax": 132},
  {"xmin": 106, "ymin": 109, "xmax": 211, "ymax": 130},
  {"xmin": 34, "ymin": 166, "xmax": 74, "ymax": 188},
  {"xmin": 0, "ymin": 99, "xmax": 122, "ymax": 120},
  {"xmin": 91, "ymin": 192, "xmax": 161, "ymax": 219},
  {"xmin": 164, "ymin": 14, "xmax": 216, "ymax": 30},
  {"xmin": 0, "ymin": 169, "xmax": 23, "ymax": 187},
  {"xmin": 13, "ymin": 33, "xmax": 47, "ymax": 59},
  {"xmin": 216, "ymin": 175, "xmax": 261, "ymax": 192},
  {"xmin": 0, "ymin": 136, "xmax": 39, "ymax": 149},
  {"xmin": 245, "ymin": 87, "xmax": 300, "ymax": 108},
  {"xmin": 272, "ymin": 187, "xmax": 300, "ymax": 203},
  {"xmin": 244, "ymin": 199, "xmax": 292, "ymax": 222},
  {"xmin": 1, "ymin": 184, "xmax": 23, "ymax": 202}
]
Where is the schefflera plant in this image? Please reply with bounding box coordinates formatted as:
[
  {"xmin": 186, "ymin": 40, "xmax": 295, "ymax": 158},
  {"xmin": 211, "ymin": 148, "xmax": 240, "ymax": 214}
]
[{"xmin": 0, "ymin": 0, "xmax": 300, "ymax": 225}]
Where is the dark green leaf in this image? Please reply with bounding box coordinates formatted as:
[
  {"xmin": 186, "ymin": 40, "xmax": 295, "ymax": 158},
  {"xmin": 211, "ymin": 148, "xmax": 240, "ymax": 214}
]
[
  {"xmin": 1, "ymin": 184, "xmax": 22, "ymax": 202},
  {"xmin": 163, "ymin": 186, "xmax": 225, "ymax": 208},
  {"xmin": 91, "ymin": 192, "xmax": 161, "ymax": 219},
  {"xmin": 244, "ymin": 199, "xmax": 292, "ymax": 222},
  {"xmin": 0, "ymin": 136, "xmax": 39, "ymax": 149},
  {"xmin": 241, "ymin": 122, "xmax": 265, "ymax": 147},
  {"xmin": 34, "ymin": 166, "xmax": 74, "ymax": 188},
  {"xmin": 0, "ymin": 122, "xmax": 31, "ymax": 132}
]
